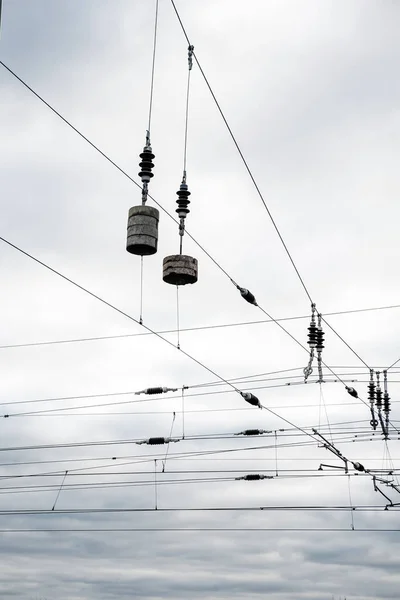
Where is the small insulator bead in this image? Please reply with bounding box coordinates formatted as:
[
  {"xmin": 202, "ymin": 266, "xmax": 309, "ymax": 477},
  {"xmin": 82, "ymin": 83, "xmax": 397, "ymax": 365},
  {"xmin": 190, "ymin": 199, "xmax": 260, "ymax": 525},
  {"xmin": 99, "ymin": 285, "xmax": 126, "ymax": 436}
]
[
  {"xmin": 138, "ymin": 148, "xmax": 155, "ymax": 183},
  {"xmin": 240, "ymin": 392, "xmax": 261, "ymax": 408},
  {"xmin": 147, "ymin": 437, "xmax": 166, "ymax": 445},
  {"xmin": 176, "ymin": 182, "xmax": 191, "ymax": 219},
  {"xmin": 346, "ymin": 386, "xmax": 358, "ymax": 398},
  {"xmin": 376, "ymin": 389, "xmax": 383, "ymax": 409},
  {"xmin": 239, "ymin": 474, "xmax": 269, "ymax": 481},
  {"xmin": 238, "ymin": 287, "xmax": 257, "ymax": 306}
]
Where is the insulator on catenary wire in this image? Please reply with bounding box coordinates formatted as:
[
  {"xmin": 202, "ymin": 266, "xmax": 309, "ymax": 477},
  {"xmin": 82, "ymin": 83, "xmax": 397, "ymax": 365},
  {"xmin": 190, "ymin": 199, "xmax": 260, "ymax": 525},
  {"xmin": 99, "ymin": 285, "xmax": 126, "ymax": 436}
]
[
  {"xmin": 240, "ymin": 392, "xmax": 261, "ymax": 408},
  {"xmin": 135, "ymin": 387, "xmax": 179, "ymax": 396},
  {"xmin": 352, "ymin": 462, "xmax": 366, "ymax": 472},
  {"xmin": 346, "ymin": 386, "xmax": 358, "ymax": 398},
  {"xmin": 235, "ymin": 474, "xmax": 274, "ymax": 481},
  {"xmin": 235, "ymin": 429, "xmax": 270, "ymax": 436},
  {"xmin": 136, "ymin": 437, "xmax": 180, "ymax": 446},
  {"xmin": 235, "ymin": 285, "xmax": 258, "ymax": 306}
]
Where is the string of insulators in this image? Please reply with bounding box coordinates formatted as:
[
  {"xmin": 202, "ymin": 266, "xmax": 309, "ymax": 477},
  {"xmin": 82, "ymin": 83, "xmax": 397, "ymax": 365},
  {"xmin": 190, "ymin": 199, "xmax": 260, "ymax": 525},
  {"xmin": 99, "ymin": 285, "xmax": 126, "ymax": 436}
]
[
  {"xmin": 138, "ymin": 137, "xmax": 155, "ymax": 203},
  {"xmin": 135, "ymin": 386, "xmax": 179, "ymax": 396},
  {"xmin": 235, "ymin": 429, "xmax": 270, "ymax": 436},
  {"xmin": 316, "ymin": 313, "xmax": 325, "ymax": 383},
  {"xmin": 235, "ymin": 474, "xmax": 273, "ymax": 481},
  {"xmin": 176, "ymin": 180, "xmax": 191, "ymax": 237},
  {"xmin": 375, "ymin": 372, "xmax": 383, "ymax": 410},
  {"xmin": 368, "ymin": 369, "xmax": 378, "ymax": 431},
  {"xmin": 383, "ymin": 370, "xmax": 391, "ymax": 437},
  {"xmin": 137, "ymin": 437, "xmax": 180, "ymax": 446},
  {"xmin": 304, "ymin": 303, "xmax": 317, "ymax": 381},
  {"xmin": 240, "ymin": 392, "xmax": 261, "ymax": 408}
]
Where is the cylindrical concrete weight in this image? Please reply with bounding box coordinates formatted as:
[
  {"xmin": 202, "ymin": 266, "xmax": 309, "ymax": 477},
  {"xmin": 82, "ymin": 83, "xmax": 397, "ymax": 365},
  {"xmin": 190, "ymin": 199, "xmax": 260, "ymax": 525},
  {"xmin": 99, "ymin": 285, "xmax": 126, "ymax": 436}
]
[
  {"xmin": 163, "ymin": 255, "xmax": 198, "ymax": 286},
  {"xmin": 126, "ymin": 205, "xmax": 159, "ymax": 256}
]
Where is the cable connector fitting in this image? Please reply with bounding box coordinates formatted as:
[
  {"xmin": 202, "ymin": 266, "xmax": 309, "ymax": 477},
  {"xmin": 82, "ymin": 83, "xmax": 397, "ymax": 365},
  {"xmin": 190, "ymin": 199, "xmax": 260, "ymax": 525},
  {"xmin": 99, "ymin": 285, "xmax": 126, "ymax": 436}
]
[{"xmin": 188, "ymin": 44, "xmax": 194, "ymax": 70}]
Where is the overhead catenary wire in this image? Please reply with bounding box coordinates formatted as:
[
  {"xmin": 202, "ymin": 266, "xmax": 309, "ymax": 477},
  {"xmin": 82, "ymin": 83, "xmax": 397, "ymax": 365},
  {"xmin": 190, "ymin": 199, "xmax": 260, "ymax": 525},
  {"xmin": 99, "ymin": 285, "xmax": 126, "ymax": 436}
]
[
  {"xmin": 0, "ymin": 527, "xmax": 399, "ymax": 533},
  {"xmin": 1, "ymin": 302, "xmax": 399, "ymax": 350}
]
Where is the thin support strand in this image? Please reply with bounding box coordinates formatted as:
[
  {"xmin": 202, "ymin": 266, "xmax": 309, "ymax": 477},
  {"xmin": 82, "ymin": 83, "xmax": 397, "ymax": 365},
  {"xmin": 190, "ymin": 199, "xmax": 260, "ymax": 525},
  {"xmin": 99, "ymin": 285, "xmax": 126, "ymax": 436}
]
[
  {"xmin": 147, "ymin": 0, "xmax": 159, "ymax": 134},
  {"xmin": 52, "ymin": 470, "xmax": 68, "ymax": 511},
  {"xmin": 182, "ymin": 387, "xmax": 185, "ymax": 439},
  {"xmin": 162, "ymin": 412, "xmax": 176, "ymax": 472},
  {"xmin": 139, "ymin": 256, "xmax": 144, "ymax": 325},
  {"xmin": 347, "ymin": 475, "xmax": 355, "ymax": 531},
  {"xmin": 176, "ymin": 286, "xmax": 181, "ymax": 349},
  {"xmin": 154, "ymin": 459, "xmax": 158, "ymax": 510}
]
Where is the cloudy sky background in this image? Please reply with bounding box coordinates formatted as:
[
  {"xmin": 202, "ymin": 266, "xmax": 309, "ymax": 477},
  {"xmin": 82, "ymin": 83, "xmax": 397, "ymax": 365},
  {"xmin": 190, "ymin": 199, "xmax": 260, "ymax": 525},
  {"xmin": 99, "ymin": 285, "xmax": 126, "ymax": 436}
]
[{"xmin": 1, "ymin": 0, "xmax": 400, "ymax": 598}]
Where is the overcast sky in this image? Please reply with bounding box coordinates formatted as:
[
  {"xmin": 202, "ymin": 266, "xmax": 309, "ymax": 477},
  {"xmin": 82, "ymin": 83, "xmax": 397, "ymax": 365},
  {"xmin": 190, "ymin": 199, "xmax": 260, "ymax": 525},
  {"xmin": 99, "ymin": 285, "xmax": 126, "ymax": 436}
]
[{"xmin": 1, "ymin": 1, "xmax": 400, "ymax": 599}]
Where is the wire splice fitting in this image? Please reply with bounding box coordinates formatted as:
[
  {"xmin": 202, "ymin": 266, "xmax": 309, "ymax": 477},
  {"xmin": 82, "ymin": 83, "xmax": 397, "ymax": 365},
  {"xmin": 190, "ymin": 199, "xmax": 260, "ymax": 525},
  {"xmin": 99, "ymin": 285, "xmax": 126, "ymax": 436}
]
[
  {"xmin": 240, "ymin": 392, "xmax": 261, "ymax": 408},
  {"xmin": 236, "ymin": 429, "xmax": 268, "ymax": 436},
  {"xmin": 235, "ymin": 474, "xmax": 273, "ymax": 481},
  {"xmin": 237, "ymin": 286, "xmax": 258, "ymax": 306}
]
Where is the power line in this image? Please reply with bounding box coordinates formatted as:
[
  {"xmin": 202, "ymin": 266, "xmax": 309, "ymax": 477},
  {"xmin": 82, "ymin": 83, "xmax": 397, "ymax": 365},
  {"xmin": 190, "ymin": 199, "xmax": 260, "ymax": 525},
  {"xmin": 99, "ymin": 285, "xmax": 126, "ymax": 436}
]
[
  {"xmin": 1, "ymin": 303, "xmax": 398, "ymax": 350},
  {"xmin": 0, "ymin": 371, "xmax": 363, "ymax": 412},
  {"xmin": 0, "ymin": 505, "xmax": 394, "ymax": 514},
  {"xmin": 0, "ymin": 528, "xmax": 398, "ymax": 533}
]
